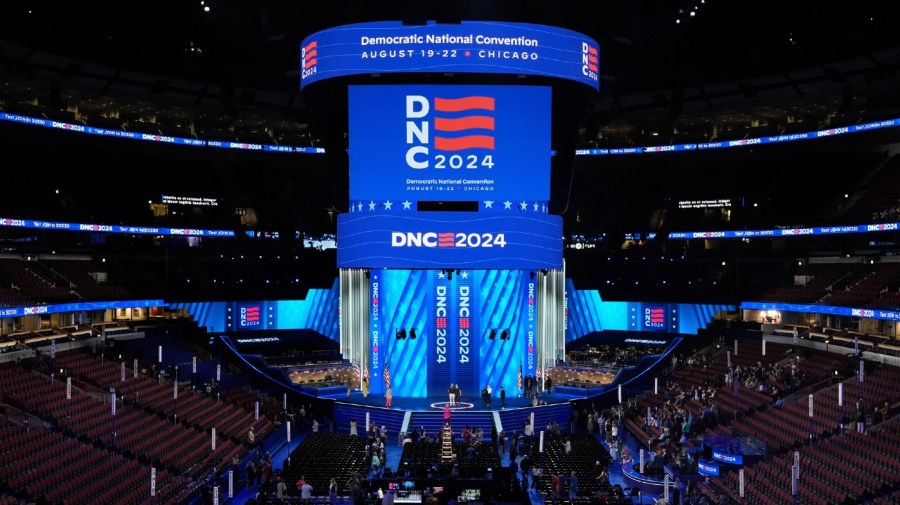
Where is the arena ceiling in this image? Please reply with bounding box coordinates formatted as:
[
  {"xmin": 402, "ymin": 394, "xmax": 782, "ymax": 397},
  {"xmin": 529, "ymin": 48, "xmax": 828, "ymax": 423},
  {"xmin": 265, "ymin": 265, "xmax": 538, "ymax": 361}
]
[{"xmin": 1, "ymin": 1, "xmax": 899, "ymax": 237}]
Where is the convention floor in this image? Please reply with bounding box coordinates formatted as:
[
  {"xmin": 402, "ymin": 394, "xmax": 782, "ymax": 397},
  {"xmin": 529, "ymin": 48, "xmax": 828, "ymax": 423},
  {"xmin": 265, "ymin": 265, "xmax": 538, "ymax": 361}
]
[{"xmin": 222, "ymin": 427, "xmax": 660, "ymax": 505}]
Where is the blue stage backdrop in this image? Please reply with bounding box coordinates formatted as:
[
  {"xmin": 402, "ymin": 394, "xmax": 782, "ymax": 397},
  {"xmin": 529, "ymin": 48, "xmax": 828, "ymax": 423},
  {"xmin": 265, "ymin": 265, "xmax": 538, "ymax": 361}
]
[
  {"xmin": 169, "ymin": 277, "xmax": 730, "ymax": 396},
  {"xmin": 369, "ymin": 269, "xmax": 430, "ymax": 397},
  {"xmin": 563, "ymin": 279, "xmax": 735, "ymax": 341},
  {"xmin": 366, "ymin": 269, "xmax": 534, "ymax": 398},
  {"xmin": 166, "ymin": 278, "xmax": 340, "ymax": 338}
]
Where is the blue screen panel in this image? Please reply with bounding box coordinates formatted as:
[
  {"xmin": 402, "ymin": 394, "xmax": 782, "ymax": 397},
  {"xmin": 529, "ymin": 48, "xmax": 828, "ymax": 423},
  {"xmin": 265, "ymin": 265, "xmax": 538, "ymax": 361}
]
[
  {"xmin": 301, "ymin": 21, "xmax": 599, "ymax": 90},
  {"xmin": 348, "ymin": 85, "xmax": 551, "ymax": 203},
  {"xmin": 337, "ymin": 211, "xmax": 562, "ymax": 270},
  {"xmin": 563, "ymin": 280, "xmax": 735, "ymax": 342}
]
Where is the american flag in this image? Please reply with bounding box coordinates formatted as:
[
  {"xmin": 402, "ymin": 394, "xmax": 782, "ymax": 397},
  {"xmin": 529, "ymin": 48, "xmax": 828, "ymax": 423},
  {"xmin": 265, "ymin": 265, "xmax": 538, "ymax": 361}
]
[
  {"xmin": 517, "ymin": 359, "xmax": 523, "ymax": 391},
  {"xmin": 535, "ymin": 366, "xmax": 541, "ymax": 382},
  {"xmin": 383, "ymin": 361, "xmax": 391, "ymax": 390}
]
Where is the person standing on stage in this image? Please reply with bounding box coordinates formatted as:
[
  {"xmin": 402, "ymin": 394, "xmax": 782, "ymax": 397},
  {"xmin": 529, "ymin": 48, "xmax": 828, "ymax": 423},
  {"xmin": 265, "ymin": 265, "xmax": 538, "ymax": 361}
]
[
  {"xmin": 499, "ymin": 386, "xmax": 506, "ymax": 409},
  {"xmin": 449, "ymin": 384, "xmax": 456, "ymax": 405},
  {"xmin": 486, "ymin": 384, "xmax": 493, "ymax": 407},
  {"xmin": 385, "ymin": 386, "xmax": 393, "ymax": 408},
  {"xmin": 455, "ymin": 384, "xmax": 462, "ymax": 403}
]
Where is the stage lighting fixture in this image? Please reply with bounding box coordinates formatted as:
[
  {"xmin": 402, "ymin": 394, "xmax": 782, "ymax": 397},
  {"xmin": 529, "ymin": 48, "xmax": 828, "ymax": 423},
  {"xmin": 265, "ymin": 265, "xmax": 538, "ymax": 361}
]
[
  {"xmin": 529, "ymin": 271, "xmax": 535, "ymax": 280},
  {"xmin": 409, "ymin": 328, "xmax": 417, "ymax": 339},
  {"xmin": 489, "ymin": 329, "xmax": 497, "ymax": 340},
  {"xmin": 396, "ymin": 329, "xmax": 407, "ymax": 340},
  {"xmin": 500, "ymin": 329, "xmax": 509, "ymax": 340}
]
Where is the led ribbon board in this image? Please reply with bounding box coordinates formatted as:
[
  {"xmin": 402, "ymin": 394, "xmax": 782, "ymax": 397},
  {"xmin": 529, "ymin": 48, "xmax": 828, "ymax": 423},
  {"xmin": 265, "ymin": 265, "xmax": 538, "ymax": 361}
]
[
  {"xmin": 337, "ymin": 211, "xmax": 562, "ymax": 270},
  {"xmin": 348, "ymin": 84, "xmax": 551, "ymax": 203},
  {"xmin": 300, "ymin": 21, "xmax": 599, "ymax": 90}
]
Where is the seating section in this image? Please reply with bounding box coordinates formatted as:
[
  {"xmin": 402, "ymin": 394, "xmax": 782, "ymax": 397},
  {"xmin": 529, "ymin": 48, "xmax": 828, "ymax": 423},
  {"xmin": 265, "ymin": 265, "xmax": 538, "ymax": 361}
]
[
  {"xmin": 0, "ymin": 258, "xmax": 71, "ymax": 304},
  {"xmin": 398, "ymin": 439, "xmax": 501, "ymax": 479},
  {"xmin": 537, "ymin": 433, "xmax": 614, "ymax": 500},
  {"xmin": 628, "ymin": 331, "xmax": 900, "ymax": 505},
  {"xmin": 0, "ymin": 416, "xmax": 194, "ymax": 505},
  {"xmin": 46, "ymin": 259, "xmax": 132, "ymax": 300},
  {"xmin": 55, "ymin": 348, "xmax": 273, "ymax": 441},
  {"xmin": 0, "ymin": 346, "xmax": 277, "ymax": 502},
  {"xmin": 280, "ymin": 433, "xmax": 370, "ymax": 499}
]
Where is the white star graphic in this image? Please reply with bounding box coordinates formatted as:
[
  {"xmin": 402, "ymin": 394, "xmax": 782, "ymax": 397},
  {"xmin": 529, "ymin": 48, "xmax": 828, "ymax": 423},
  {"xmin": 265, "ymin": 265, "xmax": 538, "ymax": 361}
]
[
  {"xmin": 503, "ymin": 200, "xmax": 513, "ymax": 209},
  {"xmin": 384, "ymin": 201, "xmax": 393, "ymax": 210},
  {"xmin": 519, "ymin": 201, "xmax": 528, "ymax": 211},
  {"xmin": 368, "ymin": 201, "xmax": 376, "ymax": 211},
  {"xmin": 402, "ymin": 200, "xmax": 412, "ymax": 210},
  {"xmin": 533, "ymin": 202, "xmax": 539, "ymax": 212},
  {"xmin": 460, "ymin": 271, "xmax": 469, "ymax": 279},
  {"xmin": 484, "ymin": 200, "xmax": 494, "ymax": 209},
  {"xmin": 438, "ymin": 271, "xmax": 446, "ymax": 279},
  {"xmin": 357, "ymin": 202, "xmax": 363, "ymax": 212}
]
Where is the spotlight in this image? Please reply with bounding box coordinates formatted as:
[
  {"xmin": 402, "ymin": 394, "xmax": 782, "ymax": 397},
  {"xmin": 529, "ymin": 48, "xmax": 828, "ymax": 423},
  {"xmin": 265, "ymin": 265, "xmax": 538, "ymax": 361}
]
[
  {"xmin": 396, "ymin": 329, "xmax": 407, "ymax": 340},
  {"xmin": 500, "ymin": 329, "xmax": 509, "ymax": 340},
  {"xmin": 409, "ymin": 328, "xmax": 417, "ymax": 339},
  {"xmin": 489, "ymin": 329, "xmax": 497, "ymax": 340}
]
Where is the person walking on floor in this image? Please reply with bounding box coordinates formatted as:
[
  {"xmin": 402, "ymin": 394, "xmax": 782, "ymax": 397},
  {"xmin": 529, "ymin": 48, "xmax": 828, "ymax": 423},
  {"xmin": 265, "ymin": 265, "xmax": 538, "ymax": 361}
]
[
  {"xmin": 329, "ymin": 477, "xmax": 338, "ymax": 504},
  {"xmin": 568, "ymin": 471, "xmax": 579, "ymax": 502}
]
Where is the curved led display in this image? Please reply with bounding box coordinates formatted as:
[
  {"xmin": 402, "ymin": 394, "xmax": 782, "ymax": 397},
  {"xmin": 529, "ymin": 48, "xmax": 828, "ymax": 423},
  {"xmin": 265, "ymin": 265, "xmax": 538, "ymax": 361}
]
[
  {"xmin": 300, "ymin": 20, "xmax": 600, "ymax": 90},
  {"xmin": 337, "ymin": 211, "xmax": 563, "ymax": 270}
]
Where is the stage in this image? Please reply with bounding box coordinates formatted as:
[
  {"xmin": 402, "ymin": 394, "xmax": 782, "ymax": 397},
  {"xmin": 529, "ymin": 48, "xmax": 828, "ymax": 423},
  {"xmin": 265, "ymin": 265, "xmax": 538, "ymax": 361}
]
[{"xmin": 313, "ymin": 388, "xmax": 578, "ymax": 412}]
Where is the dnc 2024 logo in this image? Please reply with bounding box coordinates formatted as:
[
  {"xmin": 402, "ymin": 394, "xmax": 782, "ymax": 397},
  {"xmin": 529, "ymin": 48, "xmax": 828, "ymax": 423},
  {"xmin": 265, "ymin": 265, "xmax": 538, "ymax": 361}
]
[
  {"xmin": 404, "ymin": 94, "xmax": 496, "ymax": 170},
  {"xmin": 301, "ymin": 40, "xmax": 317, "ymax": 80},
  {"xmin": 644, "ymin": 306, "xmax": 666, "ymax": 329},
  {"xmin": 239, "ymin": 305, "xmax": 261, "ymax": 327}
]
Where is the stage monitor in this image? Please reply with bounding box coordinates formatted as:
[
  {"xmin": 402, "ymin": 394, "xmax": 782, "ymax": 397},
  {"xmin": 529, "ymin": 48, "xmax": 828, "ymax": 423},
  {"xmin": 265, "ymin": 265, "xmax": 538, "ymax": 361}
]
[
  {"xmin": 458, "ymin": 489, "xmax": 481, "ymax": 503},
  {"xmin": 348, "ymin": 84, "xmax": 551, "ymax": 204},
  {"xmin": 300, "ymin": 21, "xmax": 599, "ymax": 90}
]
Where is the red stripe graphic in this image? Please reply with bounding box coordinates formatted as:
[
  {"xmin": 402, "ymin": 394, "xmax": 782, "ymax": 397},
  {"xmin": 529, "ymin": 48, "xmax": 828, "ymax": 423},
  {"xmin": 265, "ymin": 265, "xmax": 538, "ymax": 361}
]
[
  {"xmin": 434, "ymin": 96, "xmax": 495, "ymax": 112},
  {"xmin": 588, "ymin": 46, "xmax": 598, "ymax": 55},
  {"xmin": 436, "ymin": 317, "xmax": 447, "ymax": 329},
  {"xmin": 438, "ymin": 232, "xmax": 455, "ymax": 247},
  {"xmin": 434, "ymin": 116, "xmax": 495, "ymax": 132},
  {"xmin": 304, "ymin": 41, "xmax": 317, "ymax": 52},
  {"xmin": 434, "ymin": 135, "xmax": 494, "ymax": 151},
  {"xmin": 460, "ymin": 318, "xmax": 470, "ymax": 329},
  {"xmin": 304, "ymin": 50, "xmax": 317, "ymax": 68}
]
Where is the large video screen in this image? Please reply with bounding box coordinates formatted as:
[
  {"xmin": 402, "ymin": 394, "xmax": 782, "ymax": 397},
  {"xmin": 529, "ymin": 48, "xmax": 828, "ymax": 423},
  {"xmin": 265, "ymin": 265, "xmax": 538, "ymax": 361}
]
[
  {"xmin": 348, "ymin": 84, "xmax": 551, "ymax": 203},
  {"xmin": 337, "ymin": 211, "xmax": 562, "ymax": 270},
  {"xmin": 300, "ymin": 21, "xmax": 599, "ymax": 90}
]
